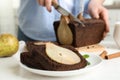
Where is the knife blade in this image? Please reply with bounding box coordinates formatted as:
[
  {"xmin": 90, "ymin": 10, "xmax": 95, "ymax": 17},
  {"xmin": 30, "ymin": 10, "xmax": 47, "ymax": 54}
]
[{"xmin": 52, "ymin": 0, "xmax": 85, "ymax": 26}]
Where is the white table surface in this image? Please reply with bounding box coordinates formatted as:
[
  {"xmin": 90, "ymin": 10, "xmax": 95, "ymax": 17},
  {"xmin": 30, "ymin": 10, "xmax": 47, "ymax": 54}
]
[{"xmin": 0, "ymin": 37, "xmax": 120, "ymax": 80}]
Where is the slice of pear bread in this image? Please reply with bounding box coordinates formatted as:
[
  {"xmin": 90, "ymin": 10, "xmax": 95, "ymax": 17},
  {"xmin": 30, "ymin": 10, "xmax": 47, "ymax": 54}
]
[{"xmin": 20, "ymin": 41, "xmax": 87, "ymax": 71}]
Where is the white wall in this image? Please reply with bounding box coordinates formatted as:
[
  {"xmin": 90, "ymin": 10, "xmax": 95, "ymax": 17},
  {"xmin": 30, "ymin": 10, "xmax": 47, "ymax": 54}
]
[
  {"xmin": 104, "ymin": 0, "xmax": 114, "ymax": 5},
  {"xmin": 104, "ymin": 0, "xmax": 120, "ymax": 5},
  {"xmin": 0, "ymin": 0, "xmax": 20, "ymax": 36},
  {"xmin": 13, "ymin": 0, "xmax": 20, "ymax": 9}
]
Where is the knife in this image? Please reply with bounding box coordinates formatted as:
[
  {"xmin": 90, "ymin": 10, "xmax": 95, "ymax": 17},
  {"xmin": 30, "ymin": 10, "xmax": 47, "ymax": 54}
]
[{"xmin": 52, "ymin": 0, "xmax": 85, "ymax": 26}]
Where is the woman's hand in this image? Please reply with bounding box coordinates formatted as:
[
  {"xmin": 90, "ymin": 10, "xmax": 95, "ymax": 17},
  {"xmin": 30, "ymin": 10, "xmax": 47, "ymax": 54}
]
[
  {"xmin": 88, "ymin": 0, "xmax": 110, "ymax": 38},
  {"xmin": 37, "ymin": 0, "xmax": 58, "ymax": 12}
]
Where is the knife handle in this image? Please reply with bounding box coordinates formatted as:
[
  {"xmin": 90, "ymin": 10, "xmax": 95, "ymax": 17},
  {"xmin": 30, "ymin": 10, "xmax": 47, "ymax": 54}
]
[
  {"xmin": 52, "ymin": 0, "xmax": 59, "ymax": 8},
  {"xmin": 52, "ymin": 0, "xmax": 85, "ymax": 27}
]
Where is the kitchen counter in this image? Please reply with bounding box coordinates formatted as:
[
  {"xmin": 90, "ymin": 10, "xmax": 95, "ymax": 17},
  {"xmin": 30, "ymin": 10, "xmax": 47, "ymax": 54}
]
[
  {"xmin": 105, "ymin": 5, "xmax": 120, "ymax": 9},
  {"xmin": 104, "ymin": 1, "xmax": 120, "ymax": 9},
  {"xmin": 0, "ymin": 37, "xmax": 120, "ymax": 80}
]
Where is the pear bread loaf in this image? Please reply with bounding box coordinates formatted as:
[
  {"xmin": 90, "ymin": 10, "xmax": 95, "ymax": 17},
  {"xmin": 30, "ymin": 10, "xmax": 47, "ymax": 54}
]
[
  {"xmin": 54, "ymin": 18, "xmax": 105, "ymax": 47},
  {"xmin": 20, "ymin": 41, "xmax": 87, "ymax": 71}
]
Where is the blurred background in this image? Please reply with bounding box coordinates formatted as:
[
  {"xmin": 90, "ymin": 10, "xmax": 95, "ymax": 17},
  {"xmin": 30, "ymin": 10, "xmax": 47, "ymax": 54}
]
[
  {"xmin": 0, "ymin": 0, "xmax": 20, "ymax": 36},
  {"xmin": 0, "ymin": 0, "xmax": 120, "ymax": 40}
]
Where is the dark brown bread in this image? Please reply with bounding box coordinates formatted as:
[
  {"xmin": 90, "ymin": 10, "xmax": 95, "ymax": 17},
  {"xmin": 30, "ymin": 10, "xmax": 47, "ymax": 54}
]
[
  {"xmin": 54, "ymin": 19, "xmax": 105, "ymax": 47},
  {"xmin": 20, "ymin": 42, "xmax": 87, "ymax": 71},
  {"xmin": 20, "ymin": 52, "xmax": 45, "ymax": 69}
]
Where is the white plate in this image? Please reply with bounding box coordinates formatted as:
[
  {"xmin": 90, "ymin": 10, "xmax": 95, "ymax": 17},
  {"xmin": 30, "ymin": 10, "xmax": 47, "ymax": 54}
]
[
  {"xmin": 19, "ymin": 54, "xmax": 102, "ymax": 77},
  {"xmin": 17, "ymin": 41, "xmax": 103, "ymax": 77}
]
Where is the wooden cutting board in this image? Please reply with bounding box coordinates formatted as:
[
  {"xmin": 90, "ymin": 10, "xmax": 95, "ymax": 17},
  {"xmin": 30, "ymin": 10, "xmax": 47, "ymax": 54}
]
[{"xmin": 76, "ymin": 44, "xmax": 105, "ymax": 52}]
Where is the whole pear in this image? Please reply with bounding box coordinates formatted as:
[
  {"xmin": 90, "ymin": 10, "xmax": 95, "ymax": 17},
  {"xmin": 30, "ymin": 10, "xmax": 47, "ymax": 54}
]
[{"xmin": 0, "ymin": 33, "xmax": 19, "ymax": 57}]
